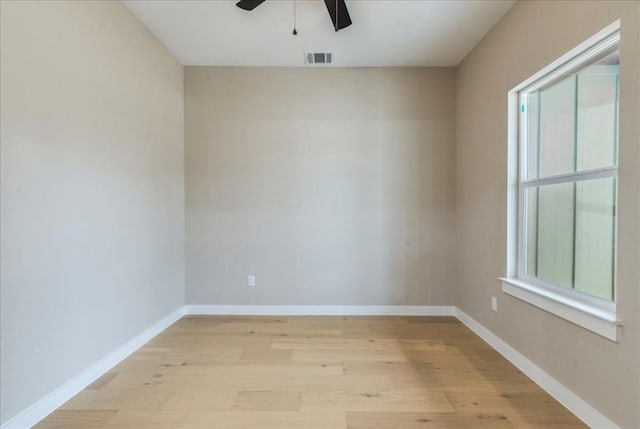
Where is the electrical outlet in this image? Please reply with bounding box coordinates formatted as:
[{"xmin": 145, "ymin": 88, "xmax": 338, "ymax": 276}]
[
  {"xmin": 491, "ymin": 296, "xmax": 498, "ymax": 312},
  {"xmin": 248, "ymin": 275, "xmax": 256, "ymax": 287}
]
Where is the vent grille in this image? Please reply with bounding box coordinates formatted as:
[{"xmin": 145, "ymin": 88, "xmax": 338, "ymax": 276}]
[{"xmin": 305, "ymin": 52, "xmax": 332, "ymax": 65}]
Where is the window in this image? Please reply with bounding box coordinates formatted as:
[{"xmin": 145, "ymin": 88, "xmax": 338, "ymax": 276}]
[{"xmin": 503, "ymin": 22, "xmax": 622, "ymax": 341}]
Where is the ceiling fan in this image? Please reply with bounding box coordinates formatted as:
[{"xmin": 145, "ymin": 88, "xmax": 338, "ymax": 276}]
[{"xmin": 236, "ymin": 0, "xmax": 352, "ymax": 32}]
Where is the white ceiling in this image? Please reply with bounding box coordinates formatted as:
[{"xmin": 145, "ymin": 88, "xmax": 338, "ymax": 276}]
[{"xmin": 123, "ymin": 0, "xmax": 515, "ymax": 67}]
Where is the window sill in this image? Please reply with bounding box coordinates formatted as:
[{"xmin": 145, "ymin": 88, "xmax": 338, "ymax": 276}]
[{"xmin": 500, "ymin": 278, "xmax": 622, "ymax": 342}]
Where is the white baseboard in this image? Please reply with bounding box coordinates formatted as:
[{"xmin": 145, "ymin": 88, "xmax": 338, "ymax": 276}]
[
  {"xmin": 1, "ymin": 306, "xmax": 185, "ymax": 429},
  {"xmin": 184, "ymin": 305, "xmax": 455, "ymax": 316},
  {"xmin": 454, "ymin": 308, "xmax": 619, "ymax": 429}
]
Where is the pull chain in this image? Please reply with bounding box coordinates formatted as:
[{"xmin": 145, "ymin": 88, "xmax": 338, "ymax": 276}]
[{"xmin": 292, "ymin": 0, "xmax": 297, "ymax": 35}]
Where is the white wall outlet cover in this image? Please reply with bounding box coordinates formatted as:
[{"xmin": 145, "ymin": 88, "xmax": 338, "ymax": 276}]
[
  {"xmin": 491, "ymin": 296, "xmax": 498, "ymax": 312},
  {"xmin": 248, "ymin": 275, "xmax": 256, "ymax": 287}
]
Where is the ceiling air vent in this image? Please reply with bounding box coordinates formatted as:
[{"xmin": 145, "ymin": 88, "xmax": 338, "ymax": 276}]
[{"xmin": 305, "ymin": 52, "xmax": 332, "ymax": 65}]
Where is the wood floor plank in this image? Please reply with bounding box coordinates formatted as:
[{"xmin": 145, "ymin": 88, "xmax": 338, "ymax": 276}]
[
  {"xmin": 162, "ymin": 385, "xmax": 236, "ymax": 411},
  {"xmin": 272, "ymin": 338, "xmax": 450, "ymax": 351},
  {"xmin": 175, "ymin": 361, "xmax": 344, "ymax": 376},
  {"xmin": 232, "ymin": 390, "xmax": 301, "ymax": 411},
  {"xmin": 346, "ymin": 411, "xmax": 515, "ymax": 429},
  {"xmin": 86, "ymin": 372, "xmax": 119, "ymax": 390},
  {"xmin": 59, "ymin": 386, "xmax": 178, "ymax": 411},
  {"xmin": 35, "ymin": 316, "xmax": 586, "ymax": 429},
  {"xmin": 102, "ymin": 410, "xmax": 186, "ymax": 429},
  {"xmin": 240, "ymin": 348, "xmax": 293, "ymax": 361},
  {"xmin": 33, "ymin": 410, "xmax": 117, "ymax": 429},
  {"xmin": 301, "ymin": 387, "xmax": 455, "ymax": 413},
  {"xmin": 178, "ymin": 411, "xmax": 347, "ymax": 429},
  {"xmin": 342, "ymin": 360, "xmax": 438, "ymax": 377},
  {"xmin": 291, "ymin": 348, "xmax": 411, "ymax": 363}
]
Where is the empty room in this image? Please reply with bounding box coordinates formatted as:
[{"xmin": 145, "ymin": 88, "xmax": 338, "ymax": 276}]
[{"xmin": 1, "ymin": 0, "xmax": 638, "ymax": 428}]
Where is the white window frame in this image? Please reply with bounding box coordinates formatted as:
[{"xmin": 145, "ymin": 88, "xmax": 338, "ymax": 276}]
[{"xmin": 502, "ymin": 20, "xmax": 623, "ymax": 342}]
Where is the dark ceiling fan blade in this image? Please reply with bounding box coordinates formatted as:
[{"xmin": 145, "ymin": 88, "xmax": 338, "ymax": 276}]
[
  {"xmin": 323, "ymin": 0, "xmax": 352, "ymax": 31},
  {"xmin": 236, "ymin": 0, "xmax": 266, "ymax": 11}
]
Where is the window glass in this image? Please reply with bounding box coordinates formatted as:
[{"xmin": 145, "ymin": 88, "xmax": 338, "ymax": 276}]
[
  {"xmin": 574, "ymin": 177, "xmax": 616, "ymax": 300},
  {"xmin": 537, "ymin": 76, "xmax": 576, "ymax": 179},
  {"xmin": 525, "ymin": 183, "xmax": 575, "ymax": 289},
  {"xmin": 576, "ymin": 54, "xmax": 619, "ymax": 171}
]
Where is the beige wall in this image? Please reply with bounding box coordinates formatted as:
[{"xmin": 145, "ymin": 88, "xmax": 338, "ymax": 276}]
[
  {"xmin": 455, "ymin": 1, "xmax": 639, "ymax": 427},
  {"xmin": 185, "ymin": 67, "xmax": 456, "ymax": 306},
  {"xmin": 0, "ymin": 1, "xmax": 185, "ymax": 424}
]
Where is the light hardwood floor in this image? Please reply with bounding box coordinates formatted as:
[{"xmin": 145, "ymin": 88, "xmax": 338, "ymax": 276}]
[{"xmin": 35, "ymin": 316, "xmax": 586, "ymax": 428}]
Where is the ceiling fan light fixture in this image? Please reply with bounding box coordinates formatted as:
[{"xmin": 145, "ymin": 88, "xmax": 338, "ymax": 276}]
[
  {"xmin": 235, "ymin": 0, "xmax": 266, "ymax": 11},
  {"xmin": 236, "ymin": 0, "xmax": 352, "ymax": 32},
  {"xmin": 323, "ymin": 0, "xmax": 352, "ymax": 31}
]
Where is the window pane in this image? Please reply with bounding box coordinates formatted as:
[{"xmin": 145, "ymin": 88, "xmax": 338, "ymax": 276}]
[
  {"xmin": 527, "ymin": 76, "xmax": 576, "ymax": 179},
  {"xmin": 576, "ymin": 52, "xmax": 619, "ymax": 171},
  {"xmin": 524, "ymin": 51, "xmax": 619, "ymax": 180},
  {"xmin": 574, "ymin": 177, "xmax": 616, "ymax": 300},
  {"xmin": 527, "ymin": 182, "xmax": 575, "ymax": 289}
]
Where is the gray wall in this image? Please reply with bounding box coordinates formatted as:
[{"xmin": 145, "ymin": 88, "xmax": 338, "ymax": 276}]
[
  {"xmin": 455, "ymin": 1, "xmax": 639, "ymax": 427},
  {"xmin": 0, "ymin": 1, "xmax": 185, "ymax": 424},
  {"xmin": 185, "ymin": 67, "xmax": 456, "ymax": 306}
]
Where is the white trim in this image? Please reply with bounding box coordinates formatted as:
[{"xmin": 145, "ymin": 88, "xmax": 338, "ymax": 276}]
[
  {"xmin": 510, "ymin": 20, "xmax": 620, "ymax": 94},
  {"xmin": 501, "ymin": 278, "xmax": 621, "ymax": 342},
  {"xmin": 506, "ymin": 90, "xmax": 520, "ymax": 279},
  {"xmin": 521, "ymin": 166, "xmax": 618, "ymax": 188},
  {"xmin": 516, "ymin": 274, "xmax": 616, "ymax": 313},
  {"xmin": 454, "ymin": 308, "xmax": 620, "ymax": 429},
  {"xmin": 520, "ymin": 31, "xmax": 620, "ymax": 94},
  {"xmin": 0, "ymin": 307, "xmax": 185, "ymax": 429},
  {"xmin": 184, "ymin": 305, "xmax": 455, "ymax": 317}
]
